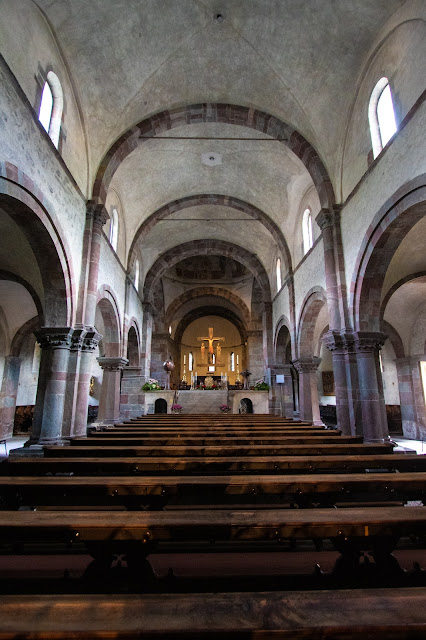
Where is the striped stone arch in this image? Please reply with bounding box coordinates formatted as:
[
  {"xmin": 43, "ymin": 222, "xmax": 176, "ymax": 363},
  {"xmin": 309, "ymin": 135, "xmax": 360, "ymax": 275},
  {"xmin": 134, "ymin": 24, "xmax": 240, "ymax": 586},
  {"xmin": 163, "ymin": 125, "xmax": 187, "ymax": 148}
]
[
  {"xmin": 92, "ymin": 104, "xmax": 335, "ymax": 209},
  {"xmin": 96, "ymin": 285, "xmax": 122, "ymax": 357},
  {"xmin": 274, "ymin": 314, "xmax": 292, "ymax": 363},
  {"xmin": 351, "ymin": 176, "xmax": 426, "ymax": 332},
  {"xmin": 143, "ymin": 240, "xmax": 272, "ymax": 304},
  {"xmin": 165, "ymin": 287, "xmax": 251, "ymax": 327},
  {"xmin": 174, "ymin": 305, "xmax": 248, "ymax": 348},
  {"xmin": 297, "ymin": 287, "xmax": 328, "ymax": 358},
  {"xmin": 129, "ymin": 194, "xmax": 292, "ymax": 274}
]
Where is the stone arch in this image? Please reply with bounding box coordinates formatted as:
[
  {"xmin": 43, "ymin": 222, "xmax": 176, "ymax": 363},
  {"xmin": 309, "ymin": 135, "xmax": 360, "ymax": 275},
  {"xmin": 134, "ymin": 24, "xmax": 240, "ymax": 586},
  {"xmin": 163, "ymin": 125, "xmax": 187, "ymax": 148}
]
[
  {"xmin": 382, "ymin": 320, "xmax": 405, "ymax": 360},
  {"xmin": 351, "ymin": 176, "xmax": 426, "ymax": 332},
  {"xmin": 297, "ymin": 287, "xmax": 328, "ymax": 357},
  {"xmin": 92, "ymin": 104, "xmax": 335, "ymax": 210},
  {"xmin": 96, "ymin": 286, "xmax": 121, "ymax": 357},
  {"xmin": 143, "ymin": 240, "xmax": 271, "ymax": 304},
  {"xmin": 0, "ymin": 174, "xmax": 74, "ymax": 326},
  {"xmin": 0, "ymin": 271, "xmax": 44, "ymax": 322},
  {"xmin": 10, "ymin": 316, "xmax": 41, "ymax": 358},
  {"xmin": 129, "ymin": 195, "xmax": 292, "ymax": 274},
  {"xmin": 379, "ymin": 271, "xmax": 426, "ymax": 326},
  {"xmin": 166, "ymin": 287, "xmax": 251, "ymax": 328},
  {"xmin": 126, "ymin": 325, "xmax": 140, "ymax": 367},
  {"xmin": 274, "ymin": 315, "xmax": 292, "ymax": 364},
  {"xmin": 174, "ymin": 306, "xmax": 248, "ymax": 347}
]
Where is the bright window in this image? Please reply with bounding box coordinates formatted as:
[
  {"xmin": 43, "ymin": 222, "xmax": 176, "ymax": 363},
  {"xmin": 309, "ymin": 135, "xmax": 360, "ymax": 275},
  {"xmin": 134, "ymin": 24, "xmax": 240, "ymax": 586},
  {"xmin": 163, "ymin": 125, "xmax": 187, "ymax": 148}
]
[
  {"xmin": 109, "ymin": 207, "xmax": 118, "ymax": 251},
  {"xmin": 188, "ymin": 352, "xmax": 193, "ymax": 371},
  {"xmin": 276, "ymin": 258, "xmax": 282, "ymax": 291},
  {"xmin": 369, "ymin": 78, "xmax": 397, "ymax": 158},
  {"xmin": 38, "ymin": 72, "xmax": 63, "ymax": 148},
  {"xmin": 420, "ymin": 361, "xmax": 426, "ymax": 407},
  {"xmin": 302, "ymin": 208, "xmax": 313, "ymax": 254},
  {"xmin": 134, "ymin": 259, "xmax": 140, "ymax": 291},
  {"xmin": 230, "ymin": 351, "xmax": 235, "ymax": 372}
]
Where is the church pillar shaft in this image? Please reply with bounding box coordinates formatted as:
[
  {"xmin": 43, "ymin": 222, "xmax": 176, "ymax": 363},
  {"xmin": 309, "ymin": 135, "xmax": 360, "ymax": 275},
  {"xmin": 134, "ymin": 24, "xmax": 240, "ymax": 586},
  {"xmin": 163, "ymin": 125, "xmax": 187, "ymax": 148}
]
[
  {"xmin": 354, "ymin": 332, "xmax": 389, "ymax": 442},
  {"xmin": 270, "ymin": 364, "xmax": 294, "ymax": 417},
  {"xmin": 97, "ymin": 357, "xmax": 128, "ymax": 424},
  {"xmin": 33, "ymin": 328, "xmax": 73, "ymax": 446},
  {"xmin": 140, "ymin": 303, "xmax": 153, "ymax": 381},
  {"xmin": 324, "ymin": 330, "xmax": 358, "ymax": 435},
  {"xmin": 71, "ymin": 329, "xmax": 101, "ymax": 438},
  {"xmin": 84, "ymin": 203, "xmax": 109, "ymax": 327},
  {"xmin": 293, "ymin": 357, "xmax": 322, "ymax": 424},
  {"xmin": 246, "ymin": 331, "xmax": 264, "ymax": 382},
  {"xmin": 0, "ymin": 356, "xmax": 21, "ymax": 440},
  {"xmin": 396, "ymin": 357, "xmax": 426, "ymax": 439},
  {"xmin": 316, "ymin": 209, "xmax": 342, "ymax": 330}
]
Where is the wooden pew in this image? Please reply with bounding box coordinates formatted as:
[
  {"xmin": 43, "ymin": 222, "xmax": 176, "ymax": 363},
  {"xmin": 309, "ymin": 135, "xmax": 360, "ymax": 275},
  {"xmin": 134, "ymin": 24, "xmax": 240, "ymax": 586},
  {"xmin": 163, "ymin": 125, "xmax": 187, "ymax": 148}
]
[
  {"xmin": 73, "ymin": 435, "xmax": 362, "ymax": 446},
  {"xmin": 6, "ymin": 453, "xmax": 423, "ymax": 476},
  {"xmin": 1, "ymin": 588, "xmax": 426, "ymax": 639},
  {"xmin": 44, "ymin": 443, "xmax": 395, "ymax": 457},
  {"xmin": 1, "ymin": 472, "xmax": 425, "ymax": 509}
]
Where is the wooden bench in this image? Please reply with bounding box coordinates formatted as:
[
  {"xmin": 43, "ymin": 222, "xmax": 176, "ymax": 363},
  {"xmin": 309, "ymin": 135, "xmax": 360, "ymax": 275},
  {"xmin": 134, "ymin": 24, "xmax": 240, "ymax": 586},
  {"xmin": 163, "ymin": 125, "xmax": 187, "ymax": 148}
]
[
  {"xmin": 73, "ymin": 435, "xmax": 362, "ymax": 447},
  {"xmin": 45, "ymin": 443, "xmax": 395, "ymax": 457},
  {"xmin": 1, "ymin": 588, "xmax": 426, "ymax": 639},
  {"xmin": 6, "ymin": 453, "xmax": 423, "ymax": 476},
  {"xmin": 1, "ymin": 472, "xmax": 425, "ymax": 510}
]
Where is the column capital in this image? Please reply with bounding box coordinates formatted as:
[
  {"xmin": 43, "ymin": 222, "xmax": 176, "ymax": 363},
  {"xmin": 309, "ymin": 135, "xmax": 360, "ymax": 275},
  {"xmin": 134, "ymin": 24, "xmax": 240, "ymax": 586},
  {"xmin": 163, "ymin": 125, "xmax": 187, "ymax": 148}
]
[
  {"xmin": 353, "ymin": 331, "xmax": 387, "ymax": 353},
  {"xmin": 142, "ymin": 301, "xmax": 155, "ymax": 316},
  {"xmin": 316, "ymin": 206, "xmax": 341, "ymax": 231},
  {"xmin": 35, "ymin": 327, "xmax": 74, "ymax": 350},
  {"xmin": 97, "ymin": 356, "xmax": 129, "ymax": 371},
  {"xmin": 86, "ymin": 200, "xmax": 109, "ymax": 226},
  {"xmin": 292, "ymin": 357, "xmax": 321, "ymax": 373},
  {"xmin": 324, "ymin": 329, "xmax": 355, "ymax": 353}
]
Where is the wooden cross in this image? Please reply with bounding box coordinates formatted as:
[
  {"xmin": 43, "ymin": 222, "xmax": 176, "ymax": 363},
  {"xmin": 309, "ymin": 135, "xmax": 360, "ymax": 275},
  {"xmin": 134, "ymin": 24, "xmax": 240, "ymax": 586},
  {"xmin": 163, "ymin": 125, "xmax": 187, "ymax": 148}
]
[{"xmin": 197, "ymin": 327, "xmax": 225, "ymax": 355}]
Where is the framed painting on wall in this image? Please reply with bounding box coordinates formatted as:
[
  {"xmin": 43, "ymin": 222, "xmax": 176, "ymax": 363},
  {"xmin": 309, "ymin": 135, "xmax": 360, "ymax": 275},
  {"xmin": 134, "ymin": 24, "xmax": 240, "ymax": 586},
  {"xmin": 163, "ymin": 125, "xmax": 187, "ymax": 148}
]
[{"xmin": 322, "ymin": 371, "xmax": 335, "ymax": 396}]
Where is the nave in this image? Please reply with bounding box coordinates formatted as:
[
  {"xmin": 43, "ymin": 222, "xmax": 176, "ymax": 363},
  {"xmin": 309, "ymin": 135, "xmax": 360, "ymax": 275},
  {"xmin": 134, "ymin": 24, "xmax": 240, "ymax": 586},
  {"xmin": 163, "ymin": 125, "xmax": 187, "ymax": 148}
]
[{"xmin": 1, "ymin": 414, "xmax": 426, "ymax": 638}]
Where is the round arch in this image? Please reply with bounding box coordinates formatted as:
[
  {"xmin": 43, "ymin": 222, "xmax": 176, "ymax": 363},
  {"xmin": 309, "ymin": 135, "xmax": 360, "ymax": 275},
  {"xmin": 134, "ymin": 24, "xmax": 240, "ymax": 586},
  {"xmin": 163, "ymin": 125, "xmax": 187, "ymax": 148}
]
[
  {"xmin": 92, "ymin": 103, "xmax": 335, "ymax": 210},
  {"xmin": 274, "ymin": 315, "xmax": 292, "ymax": 364},
  {"xmin": 143, "ymin": 240, "xmax": 271, "ymax": 304},
  {"xmin": 166, "ymin": 287, "xmax": 251, "ymax": 329},
  {"xmin": 174, "ymin": 306, "xmax": 248, "ymax": 348},
  {"xmin": 95, "ymin": 287, "xmax": 122, "ymax": 357},
  {"xmin": 297, "ymin": 287, "xmax": 328, "ymax": 358},
  {"xmin": 129, "ymin": 194, "xmax": 292, "ymax": 274},
  {"xmin": 351, "ymin": 177, "xmax": 426, "ymax": 331}
]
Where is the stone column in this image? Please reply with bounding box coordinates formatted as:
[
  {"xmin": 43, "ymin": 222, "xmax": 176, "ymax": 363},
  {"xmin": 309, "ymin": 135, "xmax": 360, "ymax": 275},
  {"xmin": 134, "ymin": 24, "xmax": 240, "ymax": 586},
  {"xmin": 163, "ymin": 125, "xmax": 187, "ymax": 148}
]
[
  {"xmin": 70, "ymin": 328, "xmax": 101, "ymax": 438},
  {"xmin": 32, "ymin": 328, "xmax": 73, "ymax": 446},
  {"xmin": 324, "ymin": 330, "xmax": 359, "ymax": 435},
  {"xmin": 354, "ymin": 331, "xmax": 389, "ymax": 442},
  {"xmin": 246, "ymin": 330, "xmax": 264, "ymax": 383},
  {"xmin": 84, "ymin": 202, "xmax": 109, "ymax": 327},
  {"xmin": 0, "ymin": 356, "xmax": 21, "ymax": 440},
  {"xmin": 262, "ymin": 302, "xmax": 274, "ymax": 370},
  {"xmin": 120, "ymin": 366, "xmax": 143, "ymax": 421},
  {"xmin": 396, "ymin": 356, "xmax": 426, "ymax": 440},
  {"xmin": 316, "ymin": 208, "xmax": 342, "ymax": 330},
  {"xmin": 270, "ymin": 364, "xmax": 294, "ymax": 417},
  {"xmin": 140, "ymin": 303, "xmax": 154, "ymax": 382},
  {"xmin": 97, "ymin": 357, "xmax": 128, "ymax": 425},
  {"xmin": 293, "ymin": 357, "xmax": 323, "ymax": 424}
]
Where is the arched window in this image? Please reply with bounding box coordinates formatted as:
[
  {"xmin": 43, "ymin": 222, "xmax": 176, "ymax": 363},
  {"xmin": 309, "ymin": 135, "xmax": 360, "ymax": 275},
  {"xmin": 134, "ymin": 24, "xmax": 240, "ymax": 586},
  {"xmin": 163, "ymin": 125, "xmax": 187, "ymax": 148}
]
[
  {"xmin": 230, "ymin": 351, "xmax": 235, "ymax": 372},
  {"xmin": 302, "ymin": 208, "xmax": 313, "ymax": 254},
  {"xmin": 276, "ymin": 258, "xmax": 282, "ymax": 291},
  {"xmin": 134, "ymin": 259, "xmax": 140, "ymax": 291},
  {"xmin": 188, "ymin": 352, "xmax": 193, "ymax": 371},
  {"xmin": 38, "ymin": 71, "xmax": 63, "ymax": 148},
  {"xmin": 369, "ymin": 78, "xmax": 397, "ymax": 159},
  {"xmin": 109, "ymin": 207, "xmax": 118, "ymax": 252}
]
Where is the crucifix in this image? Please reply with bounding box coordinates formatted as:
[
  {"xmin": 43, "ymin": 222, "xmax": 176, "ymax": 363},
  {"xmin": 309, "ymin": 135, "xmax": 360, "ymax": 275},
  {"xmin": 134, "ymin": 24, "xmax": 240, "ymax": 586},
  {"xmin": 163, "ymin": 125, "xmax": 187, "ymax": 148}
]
[{"xmin": 197, "ymin": 327, "xmax": 225, "ymax": 364}]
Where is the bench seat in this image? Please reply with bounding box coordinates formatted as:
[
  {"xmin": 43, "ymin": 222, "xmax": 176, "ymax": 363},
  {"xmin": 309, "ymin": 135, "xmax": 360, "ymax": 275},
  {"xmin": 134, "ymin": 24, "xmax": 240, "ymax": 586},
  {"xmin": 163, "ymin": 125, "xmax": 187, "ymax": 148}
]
[{"xmin": 73, "ymin": 435, "xmax": 362, "ymax": 446}]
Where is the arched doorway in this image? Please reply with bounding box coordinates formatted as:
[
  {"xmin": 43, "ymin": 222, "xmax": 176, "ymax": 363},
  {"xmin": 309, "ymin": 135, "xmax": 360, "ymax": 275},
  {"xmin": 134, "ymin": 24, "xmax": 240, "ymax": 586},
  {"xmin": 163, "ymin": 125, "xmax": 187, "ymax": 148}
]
[
  {"xmin": 240, "ymin": 398, "xmax": 253, "ymax": 414},
  {"xmin": 154, "ymin": 398, "xmax": 167, "ymax": 414}
]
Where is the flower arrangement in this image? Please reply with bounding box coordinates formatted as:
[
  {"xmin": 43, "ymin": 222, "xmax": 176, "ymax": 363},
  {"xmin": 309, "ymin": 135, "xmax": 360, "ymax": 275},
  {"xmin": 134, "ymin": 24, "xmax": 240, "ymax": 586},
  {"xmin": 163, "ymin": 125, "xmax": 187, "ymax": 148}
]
[
  {"xmin": 171, "ymin": 403, "xmax": 182, "ymax": 413},
  {"xmin": 141, "ymin": 378, "xmax": 161, "ymax": 391},
  {"xmin": 254, "ymin": 380, "xmax": 270, "ymax": 391},
  {"xmin": 220, "ymin": 404, "xmax": 231, "ymax": 413}
]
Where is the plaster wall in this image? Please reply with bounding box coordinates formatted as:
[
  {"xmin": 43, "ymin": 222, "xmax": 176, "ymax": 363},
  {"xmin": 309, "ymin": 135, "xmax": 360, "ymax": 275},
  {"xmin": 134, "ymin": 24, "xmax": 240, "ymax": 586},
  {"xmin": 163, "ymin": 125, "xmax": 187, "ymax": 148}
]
[
  {"xmin": 0, "ymin": 0, "xmax": 88, "ymax": 194},
  {"xmin": 16, "ymin": 334, "xmax": 39, "ymax": 406},
  {"xmin": 341, "ymin": 100, "xmax": 426, "ymax": 313},
  {"xmin": 272, "ymin": 285, "xmax": 290, "ymax": 336},
  {"xmin": 381, "ymin": 339, "xmax": 400, "ymax": 405},
  {"xmin": 97, "ymin": 236, "xmax": 127, "ymax": 349},
  {"xmin": 0, "ymin": 60, "xmax": 85, "ymax": 310},
  {"xmin": 293, "ymin": 239, "xmax": 326, "ymax": 327}
]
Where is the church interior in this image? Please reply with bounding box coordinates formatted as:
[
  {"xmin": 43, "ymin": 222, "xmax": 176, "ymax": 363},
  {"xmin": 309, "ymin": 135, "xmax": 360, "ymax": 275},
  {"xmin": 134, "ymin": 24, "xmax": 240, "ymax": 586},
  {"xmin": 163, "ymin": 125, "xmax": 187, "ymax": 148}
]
[{"xmin": 0, "ymin": 0, "xmax": 426, "ymax": 636}]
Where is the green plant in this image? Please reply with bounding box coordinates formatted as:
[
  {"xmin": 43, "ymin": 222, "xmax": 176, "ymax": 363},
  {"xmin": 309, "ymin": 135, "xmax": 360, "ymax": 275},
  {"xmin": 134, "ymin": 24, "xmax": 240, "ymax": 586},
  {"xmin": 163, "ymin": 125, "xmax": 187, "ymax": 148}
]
[
  {"xmin": 254, "ymin": 381, "xmax": 270, "ymax": 391},
  {"xmin": 141, "ymin": 378, "xmax": 161, "ymax": 391}
]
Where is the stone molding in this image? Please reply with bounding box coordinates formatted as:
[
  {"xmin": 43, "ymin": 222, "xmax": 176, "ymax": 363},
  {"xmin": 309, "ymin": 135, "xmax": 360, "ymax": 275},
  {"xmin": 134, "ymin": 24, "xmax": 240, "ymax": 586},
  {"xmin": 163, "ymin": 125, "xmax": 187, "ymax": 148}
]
[
  {"xmin": 35, "ymin": 327, "xmax": 73, "ymax": 350},
  {"xmin": 316, "ymin": 205, "xmax": 341, "ymax": 231},
  {"xmin": 292, "ymin": 357, "xmax": 321, "ymax": 373},
  {"xmin": 324, "ymin": 329, "xmax": 355, "ymax": 353},
  {"xmin": 97, "ymin": 356, "xmax": 129, "ymax": 371},
  {"xmin": 353, "ymin": 331, "xmax": 387, "ymax": 353}
]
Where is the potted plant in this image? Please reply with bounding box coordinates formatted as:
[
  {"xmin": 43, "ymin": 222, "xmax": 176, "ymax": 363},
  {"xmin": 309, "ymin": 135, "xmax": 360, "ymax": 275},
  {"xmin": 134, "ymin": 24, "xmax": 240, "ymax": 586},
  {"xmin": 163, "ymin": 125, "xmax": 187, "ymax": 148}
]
[
  {"xmin": 171, "ymin": 403, "xmax": 182, "ymax": 414},
  {"xmin": 254, "ymin": 380, "xmax": 270, "ymax": 391},
  {"xmin": 220, "ymin": 404, "xmax": 231, "ymax": 413},
  {"xmin": 141, "ymin": 378, "xmax": 161, "ymax": 391}
]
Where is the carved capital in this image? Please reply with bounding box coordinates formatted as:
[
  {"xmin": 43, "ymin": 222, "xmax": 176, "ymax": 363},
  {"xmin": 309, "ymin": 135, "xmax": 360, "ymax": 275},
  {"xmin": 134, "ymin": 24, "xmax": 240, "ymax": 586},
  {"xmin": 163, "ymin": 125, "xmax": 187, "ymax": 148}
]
[
  {"xmin": 324, "ymin": 329, "xmax": 355, "ymax": 353},
  {"xmin": 82, "ymin": 328, "xmax": 102, "ymax": 352},
  {"xmin": 353, "ymin": 331, "xmax": 387, "ymax": 353},
  {"xmin": 316, "ymin": 206, "xmax": 341, "ymax": 231},
  {"xmin": 97, "ymin": 356, "xmax": 129, "ymax": 371},
  {"xmin": 292, "ymin": 357, "xmax": 321, "ymax": 373},
  {"xmin": 35, "ymin": 327, "xmax": 73, "ymax": 350},
  {"xmin": 86, "ymin": 200, "xmax": 109, "ymax": 227}
]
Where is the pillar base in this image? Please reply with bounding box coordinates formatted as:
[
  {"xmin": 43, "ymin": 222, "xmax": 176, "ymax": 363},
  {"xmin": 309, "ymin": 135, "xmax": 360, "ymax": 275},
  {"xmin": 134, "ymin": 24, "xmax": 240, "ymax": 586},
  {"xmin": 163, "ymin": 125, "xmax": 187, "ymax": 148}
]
[
  {"xmin": 37, "ymin": 437, "xmax": 70, "ymax": 447},
  {"xmin": 9, "ymin": 445, "xmax": 45, "ymax": 458}
]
